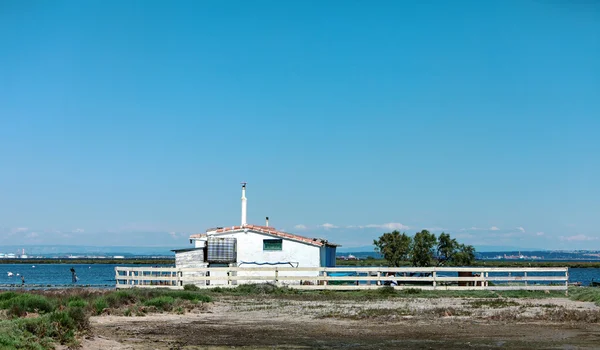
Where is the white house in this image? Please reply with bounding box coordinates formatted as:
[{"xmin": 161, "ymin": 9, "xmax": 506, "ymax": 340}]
[{"xmin": 174, "ymin": 183, "xmax": 339, "ymax": 285}]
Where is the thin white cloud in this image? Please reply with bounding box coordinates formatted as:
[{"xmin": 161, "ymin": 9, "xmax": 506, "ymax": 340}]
[
  {"xmin": 344, "ymin": 223, "xmax": 410, "ymax": 230},
  {"xmin": 10, "ymin": 227, "xmax": 29, "ymax": 234},
  {"xmin": 536, "ymin": 232, "xmax": 545, "ymax": 236},
  {"xmin": 460, "ymin": 226, "xmax": 486, "ymax": 231},
  {"xmin": 72, "ymin": 228, "xmax": 85, "ymax": 233},
  {"xmin": 168, "ymin": 231, "xmax": 178, "ymax": 239},
  {"xmin": 294, "ymin": 224, "xmax": 307, "ymax": 230},
  {"xmin": 364, "ymin": 223, "xmax": 410, "ymax": 231},
  {"xmin": 459, "ymin": 226, "xmax": 493, "ymax": 232},
  {"xmin": 517, "ymin": 227, "xmax": 525, "ymax": 233},
  {"xmin": 423, "ymin": 227, "xmax": 445, "ymax": 231},
  {"xmin": 118, "ymin": 223, "xmax": 166, "ymax": 232},
  {"xmin": 320, "ymin": 223, "xmax": 339, "ymax": 230},
  {"xmin": 560, "ymin": 234, "xmax": 598, "ymax": 242}
]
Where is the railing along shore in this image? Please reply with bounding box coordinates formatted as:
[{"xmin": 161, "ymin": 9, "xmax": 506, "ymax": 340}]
[{"xmin": 115, "ymin": 266, "xmax": 569, "ymax": 291}]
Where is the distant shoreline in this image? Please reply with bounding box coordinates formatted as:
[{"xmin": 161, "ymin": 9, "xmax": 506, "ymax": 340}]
[
  {"xmin": 2, "ymin": 258, "xmax": 600, "ymax": 268},
  {"xmin": 0, "ymin": 258, "xmax": 175, "ymax": 265},
  {"xmin": 336, "ymin": 258, "xmax": 600, "ymax": 268}
]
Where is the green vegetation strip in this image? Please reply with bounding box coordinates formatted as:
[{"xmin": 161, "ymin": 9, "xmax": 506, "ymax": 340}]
[
  {"xmin": 198, "ymin": 283, "xmax": 568, "ymax": 300},
  {"xmin": 0, "ymin": 288, "xmax": 211, "ymax": 350},
  {"xmin": 2, "ymin": 284, "xmax": 599, "ymax": 349}
]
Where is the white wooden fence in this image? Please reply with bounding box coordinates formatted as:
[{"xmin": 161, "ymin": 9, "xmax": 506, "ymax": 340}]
[{"xmin": 115, "ymin": 266, "xmax": 569, "ymax": 291}]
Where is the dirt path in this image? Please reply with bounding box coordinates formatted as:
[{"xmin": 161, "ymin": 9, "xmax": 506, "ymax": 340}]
[{"xmin": 87, "ymin": 297, "xmax": 600, "ymax": 349}]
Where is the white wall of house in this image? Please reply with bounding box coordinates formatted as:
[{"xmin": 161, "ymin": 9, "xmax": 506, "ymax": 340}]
[{"xmin": 197, "ymin": 229, "xmax": 322, "ymax": 285}]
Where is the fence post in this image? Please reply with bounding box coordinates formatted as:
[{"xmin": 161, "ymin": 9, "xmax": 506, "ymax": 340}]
[
  {"xmin": 565, "ymin": 268, "xmax": 569, "ymax": 296},
  {"xmin": 376, "ymin": 271, "xmax": 381, "ymax": 286},
  {"xmin": 480, "ymin": 271, "xmax": 484, "ymax": 287},
  {"xmin": 323, "ymin": 271, "xmax": 328, "ymax": 286},
  {"xmin": 275, "ymin": 267, "xmax": 279, "ymax": 286},
  {"xmin": 432, "ymin": 270, "xmax": 437, "ymax": 289},
  {"xmin": 485, "ymin": 272, "xmax": 489, "ymax": 287},
  {"xmin": 524, "ymin": 271, "xmax": 528, "ymax": 288}
]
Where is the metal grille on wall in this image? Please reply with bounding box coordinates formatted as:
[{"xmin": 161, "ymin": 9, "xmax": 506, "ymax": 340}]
[{"xmin": 207, "ymin": 237, "xmax": 237, "ymax": 263}]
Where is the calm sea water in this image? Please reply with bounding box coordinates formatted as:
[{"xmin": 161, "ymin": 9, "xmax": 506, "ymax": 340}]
[
  {"xmin": 0, "ymin": 264, "xmax": 171, "ymax": 289},
  {"xmin": 1, "ymin": 264, "xmax": 600, "ymax": 288}
]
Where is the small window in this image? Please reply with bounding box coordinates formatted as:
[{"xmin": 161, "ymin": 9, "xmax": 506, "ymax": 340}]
[{"xmin": 263, "ymin": 239, "xmax": 282, "ymax": 251}]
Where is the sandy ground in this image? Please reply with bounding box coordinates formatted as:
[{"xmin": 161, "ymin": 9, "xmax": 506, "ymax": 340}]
[{"xmin": 81, "ymin": 296, "xmax": 600, "ymax": 349}]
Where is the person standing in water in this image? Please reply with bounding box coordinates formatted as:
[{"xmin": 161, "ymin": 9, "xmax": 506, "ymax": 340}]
[
  {"xmin": 21, "ymin": 275, "xmax": 25, "ymax": 287},
  {"xmin": 70, "ymin": 267, "xmax": 77, "ymax": 283}
]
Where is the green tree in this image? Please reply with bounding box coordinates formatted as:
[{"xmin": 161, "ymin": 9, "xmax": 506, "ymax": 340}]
[
  {"xmin": 436, "ymin": 232, "xmax": 458, "ymax": 266},
  {"xmin": 450, "ymin": 244, "xmax": 476, "ymax": 266},
  {"xmin": 410, "ymin": 230, "xmax": 437, "ymax": 267},
  {"xmin": 435, "ymin": 232, "xmax": 476, "ymax": 266},
  {"xmin": 374, "ymin": 230, "xmax": 476, "ymax": 267},
  {"xmin": 373, "ymin": 230, "xmax": 411, "ymax": 267}
]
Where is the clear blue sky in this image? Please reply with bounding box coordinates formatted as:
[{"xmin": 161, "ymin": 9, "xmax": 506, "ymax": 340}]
[{"xmin": 1, "ymin": 1, "xmax": 598, "ymax": 251}]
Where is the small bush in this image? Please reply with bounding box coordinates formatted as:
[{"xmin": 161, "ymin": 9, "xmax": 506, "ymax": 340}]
[
  {"xmin": 183, "ymin": 284, "xmax": 200, "ymax": 291},
  {"xmin": 569, "ymin": 287, "xmax": 600, "ymax": 306},
  {"xmin": 228, "ymin": 283, "xmax": 298, "ymax": 296},
  {"xmin": 272, "ymin": 286, "xmax": 299, "ymax": 296},
  {"xmin": 168, "ymin": 291, "xmax": 211, "ymax": 303},
  {"xmin": 143, "ymin": 296, "xmax": 175, "ymax": 311},
  {"xmin": 17, "ymin": 311, "xmax": 77, "ymax": 346},
  {"xmin": 402, "ymin": 288, "xmax": 422, "ymax": 295},
  {"xmin": 234, "ymin": 284, "xmax": 266, "ymax": 294},
  {"xmin": 67, "ymin": 306, "xmax": 89, "ymax": 331},
  {"xmin": 377, "ymin": 286, "xmax": 397, "ymax": 296},
  {"xmin": 0, "ymin": 294, "xmax": 55, "ymax": 314},
  {"xmin": 104, "ymin": 290, "xmax": 138, "ymax": 308},
  {"xmin": 67, "ymin": 299, "xmax": 87, "ymax": 308},
  {"xmin": 7, "ymin": 304, "xmax": 26, "ymax": 318},
  {"xmin": 0, "ymin": 319, "xmax": 48, "ymax": 350},
  {"xmin": 19, "ymin": 316, "xmax": 52, "ymax": 340},
  {"xmin": 0, "ymin": 292, "xmax": 18, "ymax": 301},
  {"xmin": 47, "ymin": 311, "xmax": 76, "ymax": 344},
  {"xmin": 93, "ymin": 298, "xmax": 108, "ymax": 315}
]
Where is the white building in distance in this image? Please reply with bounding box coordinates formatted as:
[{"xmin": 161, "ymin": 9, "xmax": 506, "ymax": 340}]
[{"xmin": 174, "ymin": 183, "xmax": 339, "ymax": 286}]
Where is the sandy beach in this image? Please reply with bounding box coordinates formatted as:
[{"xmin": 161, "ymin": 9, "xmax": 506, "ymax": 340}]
[{"xmin": 74, "ymin": 294, "xmax": 600, "ymax": 349}]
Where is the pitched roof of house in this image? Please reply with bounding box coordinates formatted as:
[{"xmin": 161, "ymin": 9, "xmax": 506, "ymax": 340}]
[{"xmin": 189, "ymin": 224, "xmax": 339, "ymax": 247}]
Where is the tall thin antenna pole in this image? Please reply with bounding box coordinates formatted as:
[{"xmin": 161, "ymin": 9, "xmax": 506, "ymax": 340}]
[{"xmin": 241, "ymin": 182, "xmax": 247, "ymax": 226}]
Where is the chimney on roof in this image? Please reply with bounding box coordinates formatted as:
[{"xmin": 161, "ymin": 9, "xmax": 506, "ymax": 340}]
[
  {"xmin": 266, "ymin": 216, "xmax": 269, "ymax": 227},
  {"xmin": 241, "ymin": 182, "xmax": 247, "ymax": 227}
]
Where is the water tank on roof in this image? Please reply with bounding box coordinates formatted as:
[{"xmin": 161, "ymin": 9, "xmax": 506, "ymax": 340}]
[{"xmin": 207, "ymin": 237, "xmax": 237, "ymax": 263}]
